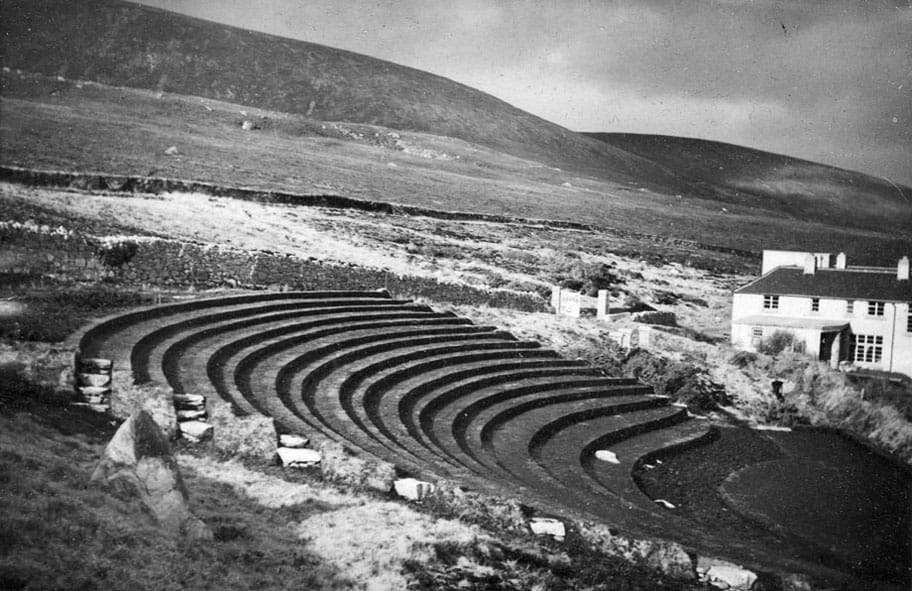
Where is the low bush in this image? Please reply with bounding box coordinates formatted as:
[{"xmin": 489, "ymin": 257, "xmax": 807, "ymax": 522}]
[
  {"xmin": 741, "ymin": 353, "xmax": 912, "ymax": 462},
  {"xmin": 651, "ymin": 290, "xmax": 680, "ymax": 305},
  {"xmin": 680, "ymin": 294, "xmax": 709, "ymax": 307},
  {"xmin": 633, "ymin": 311, "xmax": 677, "ymax": 327},
  {"xmin": 728, "ymin": 350, "xmax": 758, "ymax": 369},
  {"xmin": 757, "ymin": 330, "xmax": 795, "ymax": 356},
  {"xmin": 621, "ymin": 294, "xmax": 654, "ymax": 313},
  {"xmin": 549, "ymin": 260, "xmax": 621, "ymax": 297},
  {"xmin": 621, "ymin": 349, "xmax": 723, "ymax": 411}
]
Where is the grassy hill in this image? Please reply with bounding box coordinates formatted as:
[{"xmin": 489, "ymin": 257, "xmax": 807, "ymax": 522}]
[
  {"xmin": 2, "ymin": 0, "xmax": 911, "ymax": 237},
  {"xmin": 586, "ymin": 133, "xmax": 912, "ymax": 230},
  {"xmin": 0, "ymin": 0, "xmax": 683, "ymax": 190}
]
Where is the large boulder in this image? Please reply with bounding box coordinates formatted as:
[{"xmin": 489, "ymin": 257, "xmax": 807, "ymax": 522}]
[
  {"xmin": 577, "ymin": 522, "xmax": 696, "ymax": 581},
  {"xmin": 208, "ymin": 400, "xmax": 277, "ymax": 461},
  {"xmin": 109, "ymin": 380, "xmax": 178, "ymax": 439},
  {"xmin": 92, "ymin": 410, "xmax": 211, "ymax": 540},
  {"xmin": 319, "ymin": 440, "xmax": 395, "ymax": 493}
]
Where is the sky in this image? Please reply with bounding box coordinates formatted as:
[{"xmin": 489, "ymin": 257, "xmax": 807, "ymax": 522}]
[{"xmin": 137, "ymin": 0, "xmax": 912, "ymax": 186}]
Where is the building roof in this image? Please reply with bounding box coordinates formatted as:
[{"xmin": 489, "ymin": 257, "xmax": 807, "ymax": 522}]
[
  {"xmin": 732, "ymin": 315, "xmax": 849, "ymax": 332},
  {"xmin": 736, "ymin": 267, "xmax": 912, "ymax": 302}
]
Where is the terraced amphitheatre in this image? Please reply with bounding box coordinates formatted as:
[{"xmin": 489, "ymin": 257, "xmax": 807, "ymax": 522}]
[
  {"xmin": 72, "ymin": 287, "xmax": 901, "ymax": 586},
  {"xmin": 72, "ymin": 292, "xmax": 719, "ymax": 540}
]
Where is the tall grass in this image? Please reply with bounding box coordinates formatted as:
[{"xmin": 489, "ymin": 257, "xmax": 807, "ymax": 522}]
[{"xmin": 740, "ymin": 352, "xmax": 912, "ymax": 464}]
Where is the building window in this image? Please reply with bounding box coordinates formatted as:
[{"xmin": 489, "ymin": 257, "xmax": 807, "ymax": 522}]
[
  {"xmin": 867, "ymin": 301, "xmax": 885, "ymax": 316},
  {"xmin": 907, "ymin": 308, "xmax": 912, "ymax": 333},
  {"xmin": 751, "ymin": 327, "xmax": 763, "ymax": 345},
  {"xmin": 851, "ymin": 334, "xmax": 883, "ymax": 363},
  {"xmin": 811, "ymin": 298, "xmax": 820, "ymax": 312},
  {"xmin": 846, "ymin": 300, "xmax": 854, "ymax": 314},
  {"xmin": 763, "ymin": 295, "xmax": 779, "ymax": 310}
]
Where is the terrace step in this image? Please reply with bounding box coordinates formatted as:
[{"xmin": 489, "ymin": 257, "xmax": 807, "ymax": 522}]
[
  {"xmin": 317, "ymin": 346, "xmax": 559, "ymax": 471},
  {"xmin": 161, "ymin": 306, "xmax": 437, "ymax": 398},
  {"xmin": 133, "ymin": 299, "xmax": 418, "ymax": 383},
  {"xmin": 77, "ymin": 291, "xmax": 394, "ymax": 362},
  {"xmin": 583, "ymin": 417, "xmax": 714, "ymax": 517},
  {"xmin": 418, "ymin": 376, "xmax": 642, "ymax": 479},
  {"xmin": 276, "ymin": 334, "xmax": 530, "ymax": 444},
  {"xmin": 521, "ymin": 405, "xmax": 690, "ymax": 521},
  {"xmin": 224, "ymin": 317, "xmax": 474, "ymax": 416},
  {"xmin": 360, "ymin": 363, "xmax": 589, "ymax": 476}
]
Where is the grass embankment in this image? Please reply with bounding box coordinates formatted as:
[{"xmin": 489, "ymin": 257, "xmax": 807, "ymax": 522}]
[{"xmin": 727, "ymin": 351, "xmax": 912, "ymax": 463}]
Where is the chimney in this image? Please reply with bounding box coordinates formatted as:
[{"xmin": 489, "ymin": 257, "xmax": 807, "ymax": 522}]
[
  {"xmin": 836, "ymin": 252, "xmax": 846, "ymax": 269},
  {"xmin": 803, "ymin": 253, "xmax": 816, "ymax": 275},
  {"xmin": 899, "ymin": 256, "xmax": 910, "ymax": 281}
]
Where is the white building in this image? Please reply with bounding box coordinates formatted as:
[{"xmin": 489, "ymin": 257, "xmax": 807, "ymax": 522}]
[{"xmin": 731, "ymin": 250, "xmax": 912, "ymax": 378}]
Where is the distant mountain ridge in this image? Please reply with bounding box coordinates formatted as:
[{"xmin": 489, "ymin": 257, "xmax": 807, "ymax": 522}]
[
  {"xmin": 2, "ymin": 0, "xmax": 910, "ymax": 233},
  {"xmin": 586, "ymin": 133, "xmax": 912, "ymax": 228}
]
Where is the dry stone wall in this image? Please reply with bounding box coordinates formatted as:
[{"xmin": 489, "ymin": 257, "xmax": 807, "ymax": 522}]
[{"xmin": 0, "ymin": 221, "xmax": 547, "ymax": 311}]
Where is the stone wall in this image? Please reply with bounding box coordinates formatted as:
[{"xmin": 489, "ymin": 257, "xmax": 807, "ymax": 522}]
[
  {"xmin": 0, "ymin": 221, "xmax": 103, "ymax": 281},
  {"xmin": 0, "ymin": 222, "xmax": 547, "ymax": 311}
]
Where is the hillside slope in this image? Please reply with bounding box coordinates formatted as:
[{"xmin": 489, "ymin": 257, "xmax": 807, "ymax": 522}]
[
  {"xmin": 1, "ymin": 0, "xmax": 910, "ymax": 234},
  {"xmin": 0, "ymin": 0, "xmax": 682, "ymax": 190},
  {"xmin": 586, "ymin": 133, "xmax": 912, "ymax": 231}
]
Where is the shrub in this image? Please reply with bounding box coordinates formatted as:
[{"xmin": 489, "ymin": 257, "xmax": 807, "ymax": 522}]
[
  {"xmin": 622, "ymin": 294, "xmax": 654, "ymax": 313},
  {"xmin": 97, "ymin": 240, "xmax": 139, "ymax": 267},
  {"xmin": 633, "ymin": 311, "xmax": 677, "ymax": 327},
  {"xmin": 551, "ymin": 260, "xmax": 620, "ymax": 297},
  {"xmin": 680, "ymin": 294, "xmax": 709, "ymax": 307},
  {"xmin": 728, "ymin": 350, "xmax": 758, "ymax": 369},
  {"xmin": 621, "ymin": 349, "xmax": 722, "ymax": 411},
  {"xmin": 651, "ymin": 290, "xmax": 680, "ymax": 305},
  {"xmin": 757, "ymin": 330, "xmax": 795, "ymax": 355}
]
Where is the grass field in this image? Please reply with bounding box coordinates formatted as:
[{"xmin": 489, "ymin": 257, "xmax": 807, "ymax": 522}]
[{"xmin": 2, "ymin": 72, "xmax": 909, "ymax": 266}]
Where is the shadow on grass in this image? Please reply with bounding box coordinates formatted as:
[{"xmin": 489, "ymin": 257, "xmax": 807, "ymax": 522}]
[{"xmin": 0, "ymin": 387, "xmax": 353, "ymax": 591}]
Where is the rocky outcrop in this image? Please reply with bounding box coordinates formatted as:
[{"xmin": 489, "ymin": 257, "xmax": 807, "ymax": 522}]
[
  {"xmin": 578, "ymin": 522, "xmax": 695, "ymax": 581},
  {"xmin": 319, "ymin": 440, "xmax": 396, "ymax": 493},
  {"xmin": 91, "ymin": 410, "xmax": 211, "ymax": 540},
  {"xmin": 208, "ymin": 400, "xmax": 277, "ymax": 461},
  {"xmin": 109, "ymin": 381, "xmax": 178, "ymax": 439}
]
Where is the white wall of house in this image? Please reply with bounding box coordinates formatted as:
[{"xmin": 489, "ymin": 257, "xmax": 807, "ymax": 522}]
[{"xmin": 732, "ymin": 293, "xmax": 912, "ymax": 377}]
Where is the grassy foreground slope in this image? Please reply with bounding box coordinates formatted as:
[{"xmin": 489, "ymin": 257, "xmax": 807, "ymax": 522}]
[{"xmin": 2, "ymin": 0, "xmax": 911, "ymax": 237}]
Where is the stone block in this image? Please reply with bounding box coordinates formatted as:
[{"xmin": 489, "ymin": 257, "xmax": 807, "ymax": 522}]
[
  {"xmin": 278, "ymin": 433, "xmax": 309, "ymax": 448},
  {"xmin": 176, "ymin": 409, "xmax": 206, "ymax": 422},
  {"xmin": 697, "ymin": 557, "xmax": 757, "ymax": 590},
  {"xmin": 178, "ymin": 420, "xmax": 213, "ymax": 443},
  {"xmin": 77, "ymin": 372, "xmax": 111, "ymax": 388},
  {"xmin": 393, "ymin": 478, "xmax": 435, "ymax": 501},
  {"xmin": 277, "ymin": 447, "xmax": 321, "ymax": 467},
  {"xmin": 92, "ymin": 410, "xmax": 211, "ymax": 540},
  {"xmin": 173, "ymin": 393, "xmax": 206, "ymax": 410},
  {"xmin": 529, "ymin": 517, "xmax": 565, "ymax": 541},
  {"xmin": 110, "ymin": 381, "xmax": 178, "ymax": 439},
  {"xmin": 594, "ymin": 449, "xmax": 620, "ymax": 463}
]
